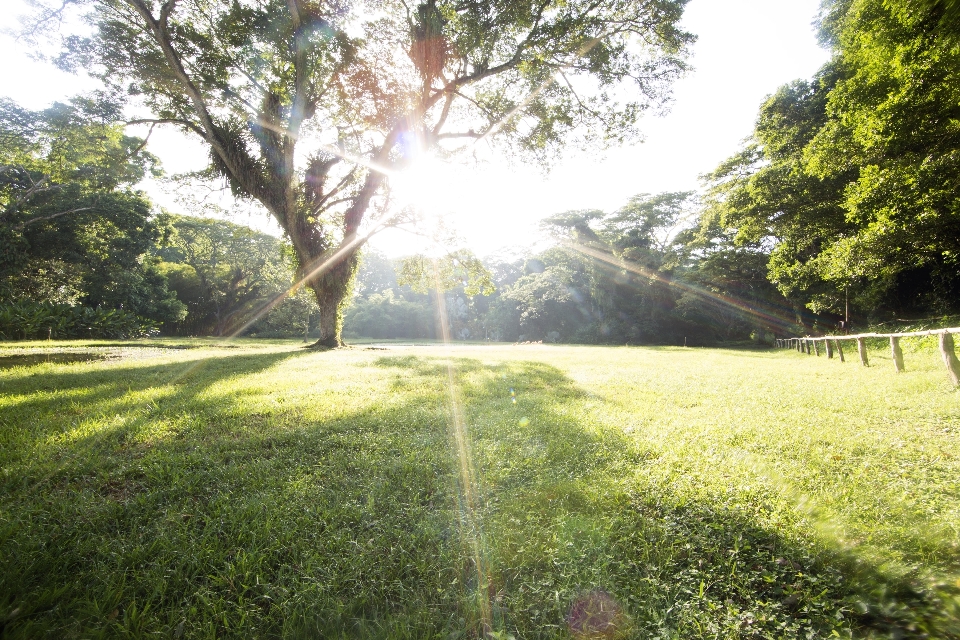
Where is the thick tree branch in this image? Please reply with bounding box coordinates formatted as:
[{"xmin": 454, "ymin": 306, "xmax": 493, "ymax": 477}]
[
  {"xmin": 125, "ymin": 0, "xmax": 270, "ymax": 205},
  {"xmin": 12, "ymin": 206, "xmax": 94, "ymax": 230}
]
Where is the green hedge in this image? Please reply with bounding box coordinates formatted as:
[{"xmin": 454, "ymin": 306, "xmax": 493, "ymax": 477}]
[{"xmin": 0, "ymin": 301, "xmax": 159, "ymax": 340}]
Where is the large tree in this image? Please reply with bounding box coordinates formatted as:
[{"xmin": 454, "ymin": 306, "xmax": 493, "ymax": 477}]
[
  {"xmin": 31, "ymin": 0, "xmax": 693, "ymax": 345},
  {"xmin": 0, "ymin": 95, "xmax": 185, "ymax": 323},
  {"xmin": 156, "ymin": 214, "xmax": 297, "ymax": 335},
  {"xmin": 805, "ymin": 0, "xmax": 960, "ymax": 314},
  {"xmin": 703, "ymin": 0, "xmax": 960, "ymax": 324}
]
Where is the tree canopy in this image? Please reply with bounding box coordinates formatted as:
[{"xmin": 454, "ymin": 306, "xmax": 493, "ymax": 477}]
[
  {"xmin": 0, "ymin": 95, "xmax": 184, "ymax": 323},
  {"xmin": 155, "ymin": 214, "xmax": 306, "ymax": 336},
  {"xmin": 30, "ymin": 0, "xmax": 694, "ymax": 345},
  {"xmin": 702, "ymin": 0, "xmax": 960, "ymax": 323}
]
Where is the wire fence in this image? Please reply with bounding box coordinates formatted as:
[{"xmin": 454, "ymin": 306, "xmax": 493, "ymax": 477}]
[{"xmin": 776, "ymin": 328, "xmax": 960, "ymax": 387}]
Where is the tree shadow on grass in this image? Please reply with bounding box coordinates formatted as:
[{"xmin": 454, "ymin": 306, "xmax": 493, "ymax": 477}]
[
  {"xmin": 0, "ymin": 351, "xmax": 114, "ymax": 368},
  {"xmin": 0, "ymin": 349, "xmax": 308, "ymax": 493},
  {"xmin": 372, "ymin": 354, "xmax": 960, "ymax": 639},
  {"xmin": 0, "ymin": 352, "xmax": 957, "ymax": 639}
]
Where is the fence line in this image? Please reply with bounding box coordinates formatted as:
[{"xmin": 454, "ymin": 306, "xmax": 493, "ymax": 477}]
[{"xmin": 775, "ymin": 328, "xmax": 960, "ymax": 387}]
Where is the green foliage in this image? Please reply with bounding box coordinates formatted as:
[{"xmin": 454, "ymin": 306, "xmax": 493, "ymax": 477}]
[
  {"xmin": 0, "ymin": 96, "xmax": 184, "ymax": 326},
  {"xmin": 397, "ymin": 249, "xmax": 495, "ymax": 297},
  {"xmin": 0, "ymin": 300, "xmax": 158, "ymax": 340},
  {"xmin": 707, "ymin": 0, "xmax": 960, "ymax": 324},
  {"xmin": 343, "ymin": 249, "xmax": 505, "ymax": 341},
  {"xmin": 0, "ymin": 94, "xmax": 159, "ymax": 192},
  {"xmin": 155, "ymin": 215, "xmax": 307, "ymax": 337},
  {"xmin": 535, "ymin": 192, "xmax": 783, "ymax": 344},
  {"xmin": 344, "ymin": 290, "xmax": 437, "ymax": 340}
]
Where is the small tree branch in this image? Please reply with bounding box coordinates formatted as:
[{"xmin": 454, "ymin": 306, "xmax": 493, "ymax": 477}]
[
  {"xmin": 436, "ymin": 131, "xmax": 481, "ymax": 139},
  {"xmin": 559, "ymin": 70, "xmax": 603, "ymax": 119},
  {"xmin": 16, "ymin": 0, "xmax": 76, "ymax": 41},
  {"xmin": 312, "ymin": 167, "xmax": 358, "ymax": 215},
  {"xmin": 126, "ymin": 117, "xmax": 206, "ymax": 138},
  {"xmin": 0, "ymin": 166, "xmax": 59, "ymax": 217},
  {"xmin": 123, "ymin": 122, "xmax": 156, "ymax": 161}
]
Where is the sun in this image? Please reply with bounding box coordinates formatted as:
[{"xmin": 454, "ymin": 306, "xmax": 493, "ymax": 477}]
[
  {"xmin": 388, "ymin": 155, "xmax": 470, "ymax": 216},
  {"xmin": 370, "ymin": 151, "xmax": 545, "ymax": 258}
]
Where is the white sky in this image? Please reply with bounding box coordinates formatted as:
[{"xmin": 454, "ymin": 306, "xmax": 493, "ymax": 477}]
[{"xmin": 0, "ymin": 0, "xmax": 831, "ymax": 259}]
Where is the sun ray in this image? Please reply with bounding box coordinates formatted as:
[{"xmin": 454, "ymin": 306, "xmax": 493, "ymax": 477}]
[
  {"xmin": 432, "ymin": 258, "xmax": 493, "ymax": 634},
  {"xmin": 150, "ymin": 230, "xmax": 377, "ymax": 390},
  {"xmin": 561, "ymin": 240, "xmax": 801, "ymax": 334}
]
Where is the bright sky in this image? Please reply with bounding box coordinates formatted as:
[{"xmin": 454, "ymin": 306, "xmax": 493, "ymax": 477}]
[{"xmin": 0, "ymin": 0, "xmax": 831, "ymax": 259}]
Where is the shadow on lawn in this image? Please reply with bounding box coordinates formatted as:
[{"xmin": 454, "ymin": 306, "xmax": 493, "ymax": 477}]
[
  {"xmin": 1, "ymin": 352, "xmax": 957, "ymax": 639},
  {"xmin": 371, "ymin": 354, "xmax": 960, "ymax": 639},
  {"xmin": 0, "ymin": 349, "xmax": 306, "ymax": 486},
  {"xmin": 0, "ymin": 351, "xmax": 113, "ymax": 368}
]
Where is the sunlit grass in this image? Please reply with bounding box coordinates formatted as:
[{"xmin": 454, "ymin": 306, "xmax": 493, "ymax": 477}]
[{"xmin": 1, "ymin": 340, "xmax": 958, "ymax": 638}]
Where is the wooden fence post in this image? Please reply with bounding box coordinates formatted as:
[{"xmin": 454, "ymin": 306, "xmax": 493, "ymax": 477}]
[
  {"xmin": 834, "ymin": 339, "xmax": 845, "ymax": 363},
  {"xmin": 890, "ymin": 337, "xmax": 904, "ymax": 373},
  {"xmin": 825, "ymin": 339, "xmax": 834, "ymax": 359},
  {"xmin": 857, "ymin": 338, "xmax": 869, "ymax": 366},
  {"xmin": 939, "ymin": 332, "xmax": 960, "ymax": 387},
  {"xmin": 813, "ymin": 340, "xmax": 820, "ymax": 356}
]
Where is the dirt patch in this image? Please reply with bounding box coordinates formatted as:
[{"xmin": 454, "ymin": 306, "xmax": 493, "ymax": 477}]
[{"xmin": 0, "ymin": 347, "xmax": 172, "ymax": 368}]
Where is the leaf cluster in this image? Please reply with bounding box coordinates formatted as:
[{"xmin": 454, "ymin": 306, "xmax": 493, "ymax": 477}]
[{"xmin": 702, "ymin": 0, "xmax": 960, "ymax": 320}]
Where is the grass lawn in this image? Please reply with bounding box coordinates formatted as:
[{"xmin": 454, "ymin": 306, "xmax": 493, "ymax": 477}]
[{"xmin": 1, "ymin": 339, "xmax": 959, "ymax": 638}]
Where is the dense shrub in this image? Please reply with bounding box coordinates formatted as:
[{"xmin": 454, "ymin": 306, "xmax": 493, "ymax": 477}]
[{"xmin": 0, "ymin": 301, "xmax": 158, "ymax": 340}]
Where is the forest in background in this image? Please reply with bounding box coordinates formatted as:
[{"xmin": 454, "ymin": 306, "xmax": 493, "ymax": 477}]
[{"xmin": 3, "ymin": 0, "xmax": 960, "ymax": 343}]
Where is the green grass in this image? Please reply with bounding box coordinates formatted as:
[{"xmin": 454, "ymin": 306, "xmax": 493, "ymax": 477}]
[{"xmin": 1, "ymin": 339, "xmax": 958, "ymax": 638}]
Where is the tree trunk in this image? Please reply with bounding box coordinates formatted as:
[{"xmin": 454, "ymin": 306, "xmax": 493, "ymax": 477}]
[
  {"xmin": 313, "ymin": 292, "xmax": 342, "ymax": 347},
  {"xmin": 304, "ymin": 245, "xmax": 361, "ymax": 348}
]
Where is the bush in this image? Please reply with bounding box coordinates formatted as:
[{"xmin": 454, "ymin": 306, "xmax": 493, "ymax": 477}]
[
  {"xmin": 0, "ymin": 301, "xmax": 158, "ymax": 340},
  {"xmin": 342, "ymin": 292, "xmax": 436, "ymax": 339}
]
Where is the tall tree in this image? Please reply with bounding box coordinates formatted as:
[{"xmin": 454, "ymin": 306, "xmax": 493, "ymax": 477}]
[
  {"xmin": 156, "ymin": 215, "xmax": 295, "ymax": 335},
  {"xmin": 0, "ymin": 95, "xmax": 184, "ymax": 323},
  {"xmin": 806, "ymin": 0, "xmax": 960, "ymax": 314},
  {"xmin": 32, "ymin": 0, "xmax": 693, "ymax": 346},
  {"xmin": 704, "ymin": 0, "xmax": 960, "ymax": 325},
  {"xmin": 700, "ymin": 73, "xmax": 857, "ymax": 320}
]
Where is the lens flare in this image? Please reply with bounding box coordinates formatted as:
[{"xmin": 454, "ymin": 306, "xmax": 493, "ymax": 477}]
[{"xmin": 432, "ymin": 258, "xmax": 494, "ymax": 633}]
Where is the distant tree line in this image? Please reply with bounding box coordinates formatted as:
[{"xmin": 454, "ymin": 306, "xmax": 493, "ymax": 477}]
[
  {"xmin": 343, "ymin": 192, "xmax": 793, "ymax": 346},
  {"xmin": 5, "ymin": 0, "xmax": 959, "ymax": 342}
]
